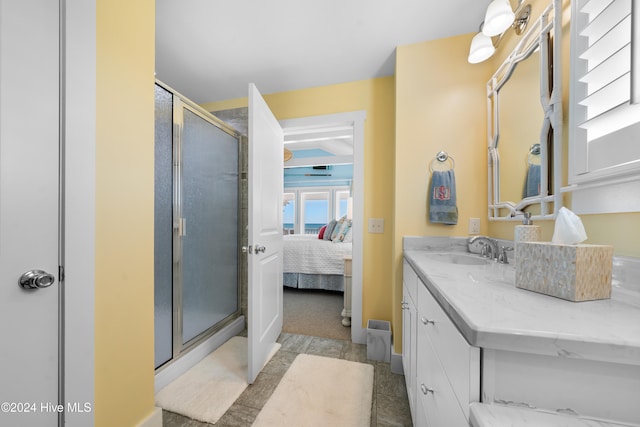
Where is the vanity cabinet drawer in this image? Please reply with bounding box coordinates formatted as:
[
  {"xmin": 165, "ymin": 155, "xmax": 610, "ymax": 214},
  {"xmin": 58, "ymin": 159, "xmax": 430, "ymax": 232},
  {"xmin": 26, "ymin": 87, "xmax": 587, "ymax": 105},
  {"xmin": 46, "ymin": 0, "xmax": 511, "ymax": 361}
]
[
  {"xmin": 416, "ymin": 319, "xmax": 468, "ymax": 427},
  {"xmin": 417, "ymin": 281, "xmax": 480, "ymax": 420},
  {"xmin": 403, "ymin": 260, "xmax": 418, "ymax": 303}
]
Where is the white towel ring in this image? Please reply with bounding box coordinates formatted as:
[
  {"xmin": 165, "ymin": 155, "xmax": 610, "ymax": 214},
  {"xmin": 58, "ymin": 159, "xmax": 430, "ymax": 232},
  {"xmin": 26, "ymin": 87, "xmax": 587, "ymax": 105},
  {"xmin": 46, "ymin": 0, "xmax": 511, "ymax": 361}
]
[{"xmin": 429, "ymin": 151, "xmax": 455, "ymax": 172}]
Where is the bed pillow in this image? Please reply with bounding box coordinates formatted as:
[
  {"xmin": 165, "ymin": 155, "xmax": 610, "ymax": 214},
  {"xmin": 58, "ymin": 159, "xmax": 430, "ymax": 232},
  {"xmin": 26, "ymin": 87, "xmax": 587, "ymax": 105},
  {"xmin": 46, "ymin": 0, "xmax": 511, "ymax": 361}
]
[
  {"xmin": 330, "ymin": 215, "xmax": 346, "ymax": 241},
  {"xmin": 332, "ymin": 216, "xmax": 352, "ymax": 242},
  {"xmin": 323, "ymin": 219, "xmax": 337, "ymax": 241},
  {"xmin": 318, "ymin": 225, "xmax": 327, "ymax": 239},
  {"xmin": 342, "ymin": 226, "xmax": 353, "ymax": 243}
]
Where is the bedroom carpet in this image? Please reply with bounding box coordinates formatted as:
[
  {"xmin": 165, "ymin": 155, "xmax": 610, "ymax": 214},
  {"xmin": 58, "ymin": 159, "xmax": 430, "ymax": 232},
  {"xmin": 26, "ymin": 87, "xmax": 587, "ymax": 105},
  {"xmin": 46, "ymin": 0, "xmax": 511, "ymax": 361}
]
[
  {"xmin": 283, "ymin": 287, "xmax": 351, "ymax": 341},
  {"xmin": 252, "ymin": 354, "xmax": 374, "ymax": 427},
  {"xmin": 155, "ymin": 336, "xmax": 280, "ymax": 425}
]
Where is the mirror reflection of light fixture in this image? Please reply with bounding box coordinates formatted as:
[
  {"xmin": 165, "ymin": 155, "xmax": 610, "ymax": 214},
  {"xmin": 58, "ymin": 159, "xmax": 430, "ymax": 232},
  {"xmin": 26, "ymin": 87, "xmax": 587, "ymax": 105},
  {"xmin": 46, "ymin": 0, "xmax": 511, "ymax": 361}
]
[{"xmin": 468, "ymin": 2, "xmax": 531, "ymax": 64}]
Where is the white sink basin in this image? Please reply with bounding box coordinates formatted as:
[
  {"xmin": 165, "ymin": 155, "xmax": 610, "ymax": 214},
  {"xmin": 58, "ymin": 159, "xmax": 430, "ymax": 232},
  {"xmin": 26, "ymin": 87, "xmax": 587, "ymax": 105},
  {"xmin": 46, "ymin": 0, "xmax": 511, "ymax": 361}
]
[{"xmin": 430, "ymin": 253, "xmax": 490, "ymax": 266}]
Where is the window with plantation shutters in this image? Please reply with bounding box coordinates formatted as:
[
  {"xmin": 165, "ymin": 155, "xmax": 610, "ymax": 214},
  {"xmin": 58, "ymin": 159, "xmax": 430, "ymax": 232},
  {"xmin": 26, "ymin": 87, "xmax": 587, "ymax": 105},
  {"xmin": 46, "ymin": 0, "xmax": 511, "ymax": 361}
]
[{"xmin": 569, "ymin": 0, "xmax": 640, "ymax": 184}]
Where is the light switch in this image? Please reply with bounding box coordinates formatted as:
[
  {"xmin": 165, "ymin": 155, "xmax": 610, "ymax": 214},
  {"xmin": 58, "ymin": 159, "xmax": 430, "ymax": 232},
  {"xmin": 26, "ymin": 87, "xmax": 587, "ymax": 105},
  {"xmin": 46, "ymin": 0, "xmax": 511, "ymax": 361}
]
[{"xmin": 368, "ymin": 218, "xmax": 384, "ymax": 234}]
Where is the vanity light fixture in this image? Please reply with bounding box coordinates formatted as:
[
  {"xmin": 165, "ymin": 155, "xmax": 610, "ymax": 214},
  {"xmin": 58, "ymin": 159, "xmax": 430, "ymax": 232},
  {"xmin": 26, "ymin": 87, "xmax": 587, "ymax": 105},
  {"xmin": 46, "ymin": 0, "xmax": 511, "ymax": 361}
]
[
  {"xmin": 468, "ymin": 2, "xmax": 531, "ymax": 64},
  {"xmin": 468, "ymin": 31, "xmax": 496, "ymax": 64},
  {"xmin": 483, "ymin": 0, "xmax": 516, "ymax": 37}
]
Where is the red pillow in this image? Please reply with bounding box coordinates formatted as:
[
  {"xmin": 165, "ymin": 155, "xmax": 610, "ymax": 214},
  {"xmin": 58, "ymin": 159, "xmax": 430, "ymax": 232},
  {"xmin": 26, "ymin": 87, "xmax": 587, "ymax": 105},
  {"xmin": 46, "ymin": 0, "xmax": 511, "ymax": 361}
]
[{"xmin": 318, "ymin": 225, "xmax": 327, "ymax": 239}]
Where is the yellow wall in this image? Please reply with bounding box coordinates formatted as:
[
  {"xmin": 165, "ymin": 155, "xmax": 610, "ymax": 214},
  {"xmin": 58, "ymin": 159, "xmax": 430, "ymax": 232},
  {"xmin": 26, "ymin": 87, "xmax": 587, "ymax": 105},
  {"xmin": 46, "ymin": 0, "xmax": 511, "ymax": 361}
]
[
  {"xmin": 203, "ymin": 78, "xmax": 397, "ymax": 327},
  {"xmin": 96, "ymin": 1, "xmax": 156, "ymax": 426},
  {"xmin": 393, "ymin": 34, "xmax": 494, "ymax": 352}
]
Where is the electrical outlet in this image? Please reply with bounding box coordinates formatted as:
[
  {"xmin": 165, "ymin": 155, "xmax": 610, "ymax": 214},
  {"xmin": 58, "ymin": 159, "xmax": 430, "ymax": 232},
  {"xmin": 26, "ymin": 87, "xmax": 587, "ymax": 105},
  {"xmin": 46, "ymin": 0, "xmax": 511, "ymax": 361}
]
[
  {"xmin": 469, "ymin": 218, "xmax": 481, "ymax": 235},
  {"xmin": 368, "ymin": 218, "xmax": 384, "ymax": 234}
]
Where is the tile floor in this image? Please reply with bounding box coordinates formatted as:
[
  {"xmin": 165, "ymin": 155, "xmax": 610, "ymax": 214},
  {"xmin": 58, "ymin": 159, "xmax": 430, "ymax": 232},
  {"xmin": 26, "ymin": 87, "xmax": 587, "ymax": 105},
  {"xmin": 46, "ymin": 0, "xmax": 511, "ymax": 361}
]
[{"xmin": 162, "ymin": 332, "xmax": 413, "ymax": 427}]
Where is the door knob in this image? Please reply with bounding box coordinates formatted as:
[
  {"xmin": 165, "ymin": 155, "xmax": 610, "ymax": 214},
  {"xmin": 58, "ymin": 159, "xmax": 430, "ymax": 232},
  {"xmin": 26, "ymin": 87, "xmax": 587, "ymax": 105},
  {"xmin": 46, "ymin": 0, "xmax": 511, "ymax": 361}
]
[
  {"xmin": 421, "ymin": 316, "xmax": 435, "ymax": 325},
  {"xmin": 19, "ymin": 270, "xmax": 55, "ymax": 289},
  {"xmin": 242, "ymin": 245, "xmax": 266, "ymax": 254},
  {"xmin": 420, "ymin": 384, "xmax": 434, "ymax": 395}
]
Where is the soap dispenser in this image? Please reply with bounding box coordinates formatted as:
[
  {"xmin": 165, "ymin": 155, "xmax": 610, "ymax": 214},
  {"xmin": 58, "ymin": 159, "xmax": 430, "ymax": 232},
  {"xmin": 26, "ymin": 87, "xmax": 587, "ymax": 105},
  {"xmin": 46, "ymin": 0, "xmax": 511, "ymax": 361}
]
[{"xmin": 515, "ymin": 212, "xmax": 541, "ymax": 243}]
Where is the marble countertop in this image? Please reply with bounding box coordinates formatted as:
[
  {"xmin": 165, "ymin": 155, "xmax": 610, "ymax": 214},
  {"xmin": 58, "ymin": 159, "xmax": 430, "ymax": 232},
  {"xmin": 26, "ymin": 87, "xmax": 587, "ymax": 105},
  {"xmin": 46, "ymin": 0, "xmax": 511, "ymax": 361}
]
[
  {"xmin": 403, "ymin": 236, "xmax": 640, "ymax": 366},
  {"xmin": 469, "ymin": 403, "xmax": 625, "ymax": 427}
]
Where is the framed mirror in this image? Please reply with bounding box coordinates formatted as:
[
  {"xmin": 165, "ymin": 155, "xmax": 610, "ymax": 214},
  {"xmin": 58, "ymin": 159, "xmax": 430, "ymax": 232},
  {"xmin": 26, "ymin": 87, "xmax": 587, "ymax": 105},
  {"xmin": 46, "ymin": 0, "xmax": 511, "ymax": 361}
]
[{"xmin": 487, "ymin": 0, "xmax": 563, "ymax": 221}]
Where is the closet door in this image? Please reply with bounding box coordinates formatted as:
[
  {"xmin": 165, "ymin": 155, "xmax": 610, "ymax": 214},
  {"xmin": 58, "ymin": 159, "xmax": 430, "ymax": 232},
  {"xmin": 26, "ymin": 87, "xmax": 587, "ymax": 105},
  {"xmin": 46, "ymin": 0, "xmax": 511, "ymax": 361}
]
[
  {"xmin": 0, "ymin": 1, "xmax": 60, "ymax": 425},
  {"xmin": 179, "ymin": 105, "xmax": 239, "ymax": 344}
]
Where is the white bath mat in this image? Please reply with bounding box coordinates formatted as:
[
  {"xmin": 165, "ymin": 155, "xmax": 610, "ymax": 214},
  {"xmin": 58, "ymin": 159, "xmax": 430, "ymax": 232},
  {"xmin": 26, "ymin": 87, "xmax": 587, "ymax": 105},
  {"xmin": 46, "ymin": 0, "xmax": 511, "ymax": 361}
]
[
  {"xmin": 155, "ymin": 336, "xmax": 280, "ymax": 424},
  {"xmin": 252, "ymin": 354, "xmax": 374, "ymax": 427}
]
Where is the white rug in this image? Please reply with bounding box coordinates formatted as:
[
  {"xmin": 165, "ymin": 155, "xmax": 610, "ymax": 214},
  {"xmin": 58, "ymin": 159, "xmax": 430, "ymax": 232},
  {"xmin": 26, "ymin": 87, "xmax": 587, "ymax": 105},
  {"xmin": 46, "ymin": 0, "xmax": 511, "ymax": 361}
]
[
  {"xmin": 155, "ymin": 336, "xmax": 280, "ymax": 424},
  {"xmin": 252, "ymin": 354, "xmax": 374, "ymax": 427}
]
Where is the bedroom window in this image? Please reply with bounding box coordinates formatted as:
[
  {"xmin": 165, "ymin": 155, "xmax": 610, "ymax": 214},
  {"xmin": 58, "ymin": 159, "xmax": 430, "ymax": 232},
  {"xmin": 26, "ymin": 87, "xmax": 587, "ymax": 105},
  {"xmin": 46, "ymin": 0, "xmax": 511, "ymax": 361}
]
[
  {"xmin": 283, "ymin": 192, "xmax": 296, "ymax": 235},
  {"xmin": 335, "ymin": 190, "xmax": 350, "ymax": 219},
  {"xmin": 301, "ymin": 191, "xmax": 329, "ymax": 234},
  {"xmin": 283, "ymin": 186, "xmax": 350, "ymax": 234}
]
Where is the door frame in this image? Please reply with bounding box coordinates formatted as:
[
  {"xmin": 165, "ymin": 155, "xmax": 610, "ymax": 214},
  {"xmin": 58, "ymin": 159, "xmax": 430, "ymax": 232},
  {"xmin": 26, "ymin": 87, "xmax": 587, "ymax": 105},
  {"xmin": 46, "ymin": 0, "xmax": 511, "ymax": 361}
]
[
  {"xmin": 279, "ymin": 111, "xmax": 366, "ymax": 344},
  {"xmin": 63, "ymin": 0, "xmax": 96, "ymax": 424}
]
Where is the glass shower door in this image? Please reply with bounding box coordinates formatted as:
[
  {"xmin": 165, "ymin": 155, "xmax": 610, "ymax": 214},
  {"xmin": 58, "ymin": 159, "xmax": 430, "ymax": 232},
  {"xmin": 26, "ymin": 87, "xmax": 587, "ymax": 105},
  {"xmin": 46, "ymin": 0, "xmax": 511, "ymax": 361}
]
[
  {"xmin": 154, "ymin": 83, "xmax": 240, "ymax": 369},
  {"xmin": 154, "ymin": 84, "xmax": 173, "ymax": 368},
  {"xmin": 180, "ymin": 107, "xmax": 239, "ymax": 344}
]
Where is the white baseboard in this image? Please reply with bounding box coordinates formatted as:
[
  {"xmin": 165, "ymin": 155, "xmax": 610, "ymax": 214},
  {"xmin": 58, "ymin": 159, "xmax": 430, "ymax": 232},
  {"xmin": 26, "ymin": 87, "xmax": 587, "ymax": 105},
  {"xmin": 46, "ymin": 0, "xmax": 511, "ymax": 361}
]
[
  {"xmin": 154, "ymin": 316, "xmax": 245, "ymax": 393},
  {"xmin": 352, "ymin": 326, "xmax": 366, "ymax": 345},
  {"xmin": 390, "ymin": 350, "xmax": 404, "ymax": 375},
  {"xmin": 136, "ymin": 407, "xmax": 162, "ymax": 427}
]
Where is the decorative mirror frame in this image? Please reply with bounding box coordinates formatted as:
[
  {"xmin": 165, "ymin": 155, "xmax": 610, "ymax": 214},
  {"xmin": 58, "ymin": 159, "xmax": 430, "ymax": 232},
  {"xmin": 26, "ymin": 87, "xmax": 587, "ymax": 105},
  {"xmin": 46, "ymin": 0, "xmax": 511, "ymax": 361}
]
[{"xmin": 487, "ymin": 0, "xmax": 563, "ymax": 221}]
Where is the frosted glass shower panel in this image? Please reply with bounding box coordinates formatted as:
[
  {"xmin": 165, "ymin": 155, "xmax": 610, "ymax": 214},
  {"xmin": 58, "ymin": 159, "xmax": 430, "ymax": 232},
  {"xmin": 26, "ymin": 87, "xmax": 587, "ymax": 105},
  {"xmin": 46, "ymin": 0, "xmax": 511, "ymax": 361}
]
[
  {"xmin": 181, "ymin": 109, "xmax": 239, "ymax": 344},
  {"xmin": 154, "ymin": 84, "xmax": 173, "ymax": 368}
]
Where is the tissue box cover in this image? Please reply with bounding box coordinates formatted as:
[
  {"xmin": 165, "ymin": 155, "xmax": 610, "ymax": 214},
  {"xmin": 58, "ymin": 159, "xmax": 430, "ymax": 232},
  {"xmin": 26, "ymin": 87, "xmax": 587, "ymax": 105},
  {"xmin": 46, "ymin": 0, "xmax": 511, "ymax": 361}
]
[{"xmin": 515, "ymin": 242, "xmax": 613, "ymax": 302}]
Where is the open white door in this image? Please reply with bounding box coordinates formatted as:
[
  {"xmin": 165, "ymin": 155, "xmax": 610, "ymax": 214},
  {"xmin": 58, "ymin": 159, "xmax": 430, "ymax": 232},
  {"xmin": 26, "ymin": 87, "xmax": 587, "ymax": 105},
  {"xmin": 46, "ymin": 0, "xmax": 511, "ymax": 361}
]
[
  {"xmin": 247, "ymin": 84, "xmax": 283, "ymax": 384},
  {"xmin": 0, "ymin": 1, "xmax": 60, "ymax": 425}
]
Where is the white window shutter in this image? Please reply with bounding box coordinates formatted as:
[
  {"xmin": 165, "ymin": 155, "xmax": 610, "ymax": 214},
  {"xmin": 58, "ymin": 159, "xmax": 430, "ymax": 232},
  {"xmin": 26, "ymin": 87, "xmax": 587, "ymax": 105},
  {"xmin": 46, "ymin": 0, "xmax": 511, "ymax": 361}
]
[{"xmin": 569, "ymin": 0, "xmax": 640, "ymax": 183}]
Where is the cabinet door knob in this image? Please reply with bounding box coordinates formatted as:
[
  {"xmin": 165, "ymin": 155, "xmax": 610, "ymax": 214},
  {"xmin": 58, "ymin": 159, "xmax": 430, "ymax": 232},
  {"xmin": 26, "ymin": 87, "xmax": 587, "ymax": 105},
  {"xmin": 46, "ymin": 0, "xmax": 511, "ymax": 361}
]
[
  {"xmin": 420, "ymin": 316, "xmax": 434, "ymax": 325},
  {"xmin": 420, "ymin": 384, "xmax": 434, "ymax": 395}
]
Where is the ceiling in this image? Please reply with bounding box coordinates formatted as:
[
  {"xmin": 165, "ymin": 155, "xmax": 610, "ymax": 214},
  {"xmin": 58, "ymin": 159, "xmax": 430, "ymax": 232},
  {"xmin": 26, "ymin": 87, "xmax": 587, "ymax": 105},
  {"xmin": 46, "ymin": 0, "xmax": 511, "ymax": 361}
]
[
  {"xmin": 155, "ymin": 0, "xmax": 492, "ymax": 105},
  {"xmin": 283, "ymin": 125, "xmax": 355, "ymax": 168},
  {"xmin": 211, "ymin": 106, "xmax": 357, "ymax": 166}
]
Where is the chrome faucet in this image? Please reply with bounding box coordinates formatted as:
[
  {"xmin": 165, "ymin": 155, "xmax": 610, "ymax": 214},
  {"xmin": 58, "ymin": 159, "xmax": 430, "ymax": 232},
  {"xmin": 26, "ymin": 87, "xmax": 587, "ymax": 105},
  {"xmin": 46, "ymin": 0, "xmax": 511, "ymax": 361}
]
[
  {"xmin": 497, "ymin": 246, "xmax": 514, "ymax": 264},
  {"xmin": 468, "ymin": 236, "xmax": 514, "ymax": 263},
  {"xmin": 468, "ymin": 236, "xmax": 499, "ymax": 260}
]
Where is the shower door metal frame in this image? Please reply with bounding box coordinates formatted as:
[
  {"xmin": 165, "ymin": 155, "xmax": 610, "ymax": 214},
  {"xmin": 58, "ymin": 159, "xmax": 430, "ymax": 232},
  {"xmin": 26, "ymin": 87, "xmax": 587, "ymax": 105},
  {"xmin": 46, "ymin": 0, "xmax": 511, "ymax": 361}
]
[{"xmin": 155, "ymin": 80, "xmax": 242, "ymax": 366}]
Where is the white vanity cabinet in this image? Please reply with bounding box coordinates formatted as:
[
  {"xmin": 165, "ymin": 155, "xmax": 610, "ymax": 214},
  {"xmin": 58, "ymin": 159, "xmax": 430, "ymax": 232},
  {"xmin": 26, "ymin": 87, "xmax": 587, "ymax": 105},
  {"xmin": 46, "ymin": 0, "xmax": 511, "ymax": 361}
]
[
  {"xmin": 403, "ymin": 261, "xmax": 480, "ymax": 427},
  {"xmin": 401, "ymin": 260, "xmax": 418, "ymax": 421},
  {"xmin": 403, "ymin": 238, "xmax": 640, "ymax": 427}
]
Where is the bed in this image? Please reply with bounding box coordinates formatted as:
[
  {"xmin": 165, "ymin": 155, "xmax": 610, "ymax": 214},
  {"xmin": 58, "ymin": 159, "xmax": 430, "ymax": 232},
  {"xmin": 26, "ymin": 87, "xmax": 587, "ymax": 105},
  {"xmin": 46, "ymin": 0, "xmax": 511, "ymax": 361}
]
[{"xmin": 282, "ymin": 234, "xmax": 352, "ymax": 292}]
